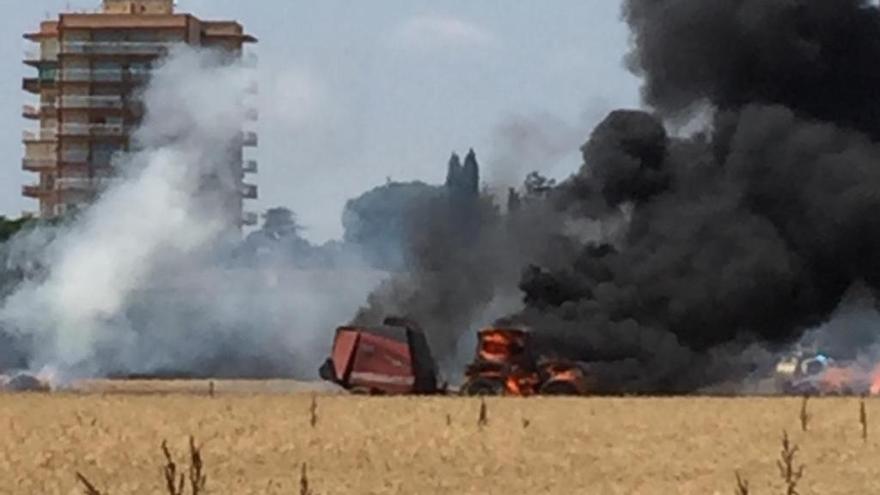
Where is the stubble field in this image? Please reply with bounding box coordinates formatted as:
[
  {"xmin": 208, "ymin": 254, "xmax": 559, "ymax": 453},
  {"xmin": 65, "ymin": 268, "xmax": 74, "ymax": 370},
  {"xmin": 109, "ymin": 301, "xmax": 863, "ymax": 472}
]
[{"xmin": 1, "ymin": 383, "xmax": 879, "ymax": 495}]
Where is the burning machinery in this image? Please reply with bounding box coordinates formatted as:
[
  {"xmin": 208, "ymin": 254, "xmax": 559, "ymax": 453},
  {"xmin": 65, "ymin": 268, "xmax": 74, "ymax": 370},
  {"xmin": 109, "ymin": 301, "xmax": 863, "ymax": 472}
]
[
  {"xmin": 318, "ymin": 317, "xmax": 441, "ymax": 395},
  {"xmin": 775, "ymin": 350, "xmax": 877, "ymax": 395},
  {"xmin": 460, "ymin": 327, "xmax": 589, "ymax": 396}
]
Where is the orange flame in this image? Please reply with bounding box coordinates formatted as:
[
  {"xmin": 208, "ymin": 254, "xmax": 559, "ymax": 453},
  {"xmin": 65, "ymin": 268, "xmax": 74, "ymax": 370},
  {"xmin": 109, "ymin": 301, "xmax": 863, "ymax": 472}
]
[
  {"xmin": 819, "ymin": 366, "xmax": 855, "ymax": 392},
  {"xmin": 550, "ymin": 368, "xmax": 580, "ymax": 383},
  {"xmin": 871, "ymin": 364, "xmax": 880, "ymax": 395},
  {"xmin": 505, "ymin": 372, "xmax": 539, "ymax": 396},
  {"xmin": 479, "ymin": 331, "xmax": 523, "ymax": 362}
]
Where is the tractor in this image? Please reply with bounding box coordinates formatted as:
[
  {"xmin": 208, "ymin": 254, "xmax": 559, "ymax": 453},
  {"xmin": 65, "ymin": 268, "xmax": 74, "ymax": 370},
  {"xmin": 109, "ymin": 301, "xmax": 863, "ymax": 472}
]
[{"xmin": 460, "ymin": 327, "xmax": 589, "ymax": 396}]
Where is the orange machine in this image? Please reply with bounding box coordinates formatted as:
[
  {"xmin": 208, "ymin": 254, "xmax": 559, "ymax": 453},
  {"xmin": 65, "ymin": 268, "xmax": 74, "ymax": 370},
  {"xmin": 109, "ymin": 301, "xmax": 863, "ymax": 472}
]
[
  {"xmin": 460, "ymin": 327, "xmax": 589, "ymax": 396},
  {"xmin": 318, "ymin": 317, "xmax": 441, "ymax": 395}
]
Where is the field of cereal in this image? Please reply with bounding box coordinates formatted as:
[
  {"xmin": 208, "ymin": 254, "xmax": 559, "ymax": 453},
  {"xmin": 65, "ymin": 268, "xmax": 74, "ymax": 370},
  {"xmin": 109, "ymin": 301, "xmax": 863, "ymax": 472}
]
[{"xmin": 1, "ymin": 385, "xmax": 879, "ymax": 495}]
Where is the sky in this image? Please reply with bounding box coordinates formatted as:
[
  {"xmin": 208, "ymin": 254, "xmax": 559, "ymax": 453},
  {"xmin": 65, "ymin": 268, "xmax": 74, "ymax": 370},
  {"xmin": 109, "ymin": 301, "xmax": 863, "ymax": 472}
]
[{"xmin": 1, "ymin": 0, "xmax": 641, "ymax": 243}]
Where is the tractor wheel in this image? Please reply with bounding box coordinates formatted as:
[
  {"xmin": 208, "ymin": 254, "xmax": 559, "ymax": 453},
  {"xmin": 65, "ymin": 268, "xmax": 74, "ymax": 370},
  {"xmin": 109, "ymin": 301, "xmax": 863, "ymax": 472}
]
[
  {"xmin": 539, "ymin": 380, "xmax": 580, "ymax": 396},
  {"xmin": 318, "ymin": 359, "xmax": 336, "ymax": 382},
  {"xmin": 460, "ymin": 377, "xmax": 505, "ymax": 396}
]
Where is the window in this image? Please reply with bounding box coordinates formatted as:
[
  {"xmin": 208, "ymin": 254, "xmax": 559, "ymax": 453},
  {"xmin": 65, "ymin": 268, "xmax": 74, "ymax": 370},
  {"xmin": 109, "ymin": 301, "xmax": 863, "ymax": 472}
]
[
  {"xmin": 38, "ymin": 67, "xmax": 57, "ymax": 82},
  {"xmin": 128, "ymin": 30, "xmax": 159, "ymax": 42},
  {"xmin": 92, "ymin": 142, "xmax": 123, "ymax": 167},
  {"xmin": 130, "ymin": 61, "xmax": 152, "ymax": 72},
  {"xmin": 63, "ymin": 30, "xmax": 89, "ymax": 42},
  {"xmin": 95, "ymin": 60, "xmax": 122, "ymax": 71},
  {"xmin": 92, "ymin": 30, "xmax": 126, "ymax": 42}
]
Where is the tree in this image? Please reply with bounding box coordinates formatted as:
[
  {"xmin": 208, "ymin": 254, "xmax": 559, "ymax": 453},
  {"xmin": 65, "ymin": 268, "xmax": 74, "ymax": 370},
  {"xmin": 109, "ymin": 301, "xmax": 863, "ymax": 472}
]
[
  {"xmin": 261, "ymin": 207, "xmax": 304, "ymax": 240},
  {"xmin": 238, "ymin": 207, "xmax": 317, "ymax": 266},
  {"xmin": 0, "ymin": 216, "xmax": 30, "ymax": 244},
  {"xmin": 523, "ymin": 171, "xmax": 556, "ymax": 199},
  {"xmin": 342, "ymin": 181, "xmax": 443, "ymax": 270}
]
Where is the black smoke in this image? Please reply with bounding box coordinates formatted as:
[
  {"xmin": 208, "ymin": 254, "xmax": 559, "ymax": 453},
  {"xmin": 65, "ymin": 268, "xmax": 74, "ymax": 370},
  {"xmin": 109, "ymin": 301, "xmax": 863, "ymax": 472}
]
[
  {"xmin": 623, "ymin": 0, "xmax": 880, "ymax": 139},
  {"xmin": 505, "ymin": 0, "xmax": 880, "ymax": 391},
  {"xmin": 354, "ymin": 0, "xmax": 880, "ymax": 392},
  {"xmin": 352, "ymin": 151, "xmax": 508, "ymax": 365}
]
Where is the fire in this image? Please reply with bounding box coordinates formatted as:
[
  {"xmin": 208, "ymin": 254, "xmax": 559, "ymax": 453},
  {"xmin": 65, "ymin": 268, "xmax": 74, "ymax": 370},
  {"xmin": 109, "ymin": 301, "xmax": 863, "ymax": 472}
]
[
  {"xmin": 505, "ymin": 371, "xmax": 539, "ymax": 396},
  {"xmin": 479, "ymin": 331, "xmax": 524, "ymax": 362},
  {"xmin": 809, "ymin": 362, "xmax": 880, "ymax": 395},
  {"xmin": 547, "ymin": 366, "xmax": 579, "ymax": 384},
  {"xmin": 871, "ymin": 364, "xmax": 880, "ymax": 396},
  {"xmin": 819, "ymin": 366, "xmax": 857, "ymax": 392}
]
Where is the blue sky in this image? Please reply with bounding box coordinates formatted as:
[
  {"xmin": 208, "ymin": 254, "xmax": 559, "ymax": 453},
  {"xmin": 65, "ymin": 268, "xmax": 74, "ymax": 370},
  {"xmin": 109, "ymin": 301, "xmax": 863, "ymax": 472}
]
[{"xmin": 2, "ymin": 0, "xmax": 641, "ymax": 242}]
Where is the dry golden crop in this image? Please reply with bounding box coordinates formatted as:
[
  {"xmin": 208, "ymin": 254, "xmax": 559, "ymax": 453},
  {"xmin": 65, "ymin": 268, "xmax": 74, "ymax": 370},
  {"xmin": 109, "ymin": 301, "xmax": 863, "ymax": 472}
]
[{"xmin": 1, "ymin": 384, "xmax": 879, "ymax": 495}]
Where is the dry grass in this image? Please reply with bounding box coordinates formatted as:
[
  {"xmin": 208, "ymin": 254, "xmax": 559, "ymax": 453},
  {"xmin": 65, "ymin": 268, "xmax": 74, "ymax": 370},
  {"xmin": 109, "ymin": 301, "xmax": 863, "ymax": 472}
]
[{"xmin": 1, "ymin": 390, "xmax": 880, "ymax": 494}]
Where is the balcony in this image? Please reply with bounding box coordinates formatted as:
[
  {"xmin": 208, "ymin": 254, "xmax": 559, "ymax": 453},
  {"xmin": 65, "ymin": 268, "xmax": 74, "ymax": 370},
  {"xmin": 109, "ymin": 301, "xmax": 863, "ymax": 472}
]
[
  {"xmin": 57, "ymin": 124, "xmax": 126, "ymax": 137},
  {"xmin": 59, "ymin": 95, "xmax": 124, "ymax": 110},
  {"xmin": 60, "ymin": 69, "xmax": 151, "ymax": 83},
  {"xmin": 22, "ymin": 157, "xmax": 56, "ymax": 171},
  {"xmin": 242, "ymin": 160, "xmax": 258, "ymax": 173},
  {"xmin": 61, "ymin": 69, "xmax": 121, "ymax": 83},
  {"xmin": 23, "ymin": 69, "xmax": 58, "ymax": 92},
  {"xmin": 241, "ymin": 131, "xmax": 258, "ymax": 147},
  {"xmin": 241, "ymin": 183, "xmax": 258, "ymax": 199},
  {"xmin": 60, "ymin": 150, "xmax": 90, "ymax": 163},
  {"xmin": 61, "ymin": 41, "xmax": 178, "ymax": 56},
  {"xmin": 22, "ymin": 100, "xmax": 57, "ymax": 114},
  {"xmin": 242, "ymin": 211, "xmax": 259, "ymax": 226},
  {"xmin": 22, "ymin": 183, "xmax": 52, "ymax": 197},
  {"xmin": 24, "ymin": 47, "xmax": 57, "ymax": 64},
  {"xmin": 22, "ymin": 105, "xmax": 40, "ymax": 119},
  {"xmin": 22, "ymin": 129, "xmax": 57, "ymax": 142},
  {"xmin": 55, "ymin": 177, "xmax": 118, "ymax": 191}
]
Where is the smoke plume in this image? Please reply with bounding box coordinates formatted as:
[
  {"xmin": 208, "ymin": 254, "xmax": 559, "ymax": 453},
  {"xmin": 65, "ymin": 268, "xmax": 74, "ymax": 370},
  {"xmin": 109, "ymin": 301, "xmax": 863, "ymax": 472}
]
[
  {"xmin": 0, "ymin": 47, "xmax": 385, "ymax": 381},
  {"xmin": 506, "ymin": 0, "xmax": 880, "ymax": 391},
  {"xmin": 6, "ymin": 2, "xmax": 880, "ymax": 393},
  {"xmin": 353, "ymin": 0, "xmax": 880, "ymax": 392}
]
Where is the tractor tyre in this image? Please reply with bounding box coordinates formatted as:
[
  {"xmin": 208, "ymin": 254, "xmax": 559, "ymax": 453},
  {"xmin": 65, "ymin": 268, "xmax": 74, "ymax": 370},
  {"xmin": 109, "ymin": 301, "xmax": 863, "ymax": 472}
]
[
  {"xmin": 460, "ymin": 377, "xmax": 505, "ymax": 396},
  {"xmin": 318, "ymin": 358, "xmax": 336, "ymax": 382},
  {"xmin": 539, "ymin": 380, "xmax": 580, "ymax": 396}
]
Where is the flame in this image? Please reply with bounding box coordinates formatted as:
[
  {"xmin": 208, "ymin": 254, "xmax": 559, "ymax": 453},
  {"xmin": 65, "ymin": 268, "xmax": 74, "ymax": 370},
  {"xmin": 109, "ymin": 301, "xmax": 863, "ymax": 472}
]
[
  {"xmin": 819, "ymin": 366, "xmax": 856, "ymax": 391},
  {"xmin": 549, "ymin": 368, "xmax": 580, "ymax": 383},
  {"xmin": 810, "ymin": 363, "xmax": 880, "ymax": 395},
  {"xmin": 505, "ymin": 371, "xmax": 539, "ymax": 396},
  {"xmin": 478, "ymin": 330, "xmax": 525, "ymax": 363},
  {"xmin": 871, "ymin": 364, "xmax": 880, "ymax": 395}
]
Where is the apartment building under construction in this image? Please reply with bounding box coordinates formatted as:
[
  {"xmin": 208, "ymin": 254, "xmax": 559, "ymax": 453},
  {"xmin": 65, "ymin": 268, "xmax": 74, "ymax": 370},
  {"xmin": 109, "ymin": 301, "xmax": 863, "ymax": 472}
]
[{"xmin": 22, "ymin": 0, "xmax": 259, "ymax": 228}]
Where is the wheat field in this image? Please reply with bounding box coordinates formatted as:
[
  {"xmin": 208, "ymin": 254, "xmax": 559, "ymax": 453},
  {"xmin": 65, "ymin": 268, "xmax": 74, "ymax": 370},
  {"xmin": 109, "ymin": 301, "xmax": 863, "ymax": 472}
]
[{"xmin": 1, "ymin": 386, "xmax": 879, "ymax": 495}]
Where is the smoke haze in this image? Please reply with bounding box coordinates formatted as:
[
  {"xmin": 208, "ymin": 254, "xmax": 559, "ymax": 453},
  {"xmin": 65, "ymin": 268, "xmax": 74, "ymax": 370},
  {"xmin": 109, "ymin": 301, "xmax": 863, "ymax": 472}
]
[
  {"xmin": 0, "ymin": 47, "xmax": 386, "ymax": 381},
  {"xmin": 5, "ymin": 2, "xmax": 880, "ymax": 394}
]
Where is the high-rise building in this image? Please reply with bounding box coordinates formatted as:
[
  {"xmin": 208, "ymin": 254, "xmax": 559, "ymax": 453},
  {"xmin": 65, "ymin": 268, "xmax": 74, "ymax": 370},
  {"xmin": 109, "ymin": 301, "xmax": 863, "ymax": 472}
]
[{"xmin": 22, "ymin": 0, "xmax": 259, "ymax": 228}]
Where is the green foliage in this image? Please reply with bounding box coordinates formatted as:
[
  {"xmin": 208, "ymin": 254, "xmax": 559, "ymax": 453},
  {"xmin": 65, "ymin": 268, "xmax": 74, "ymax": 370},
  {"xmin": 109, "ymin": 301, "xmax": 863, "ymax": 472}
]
[
  {"xmin": 0, "ymin": 216, "xmax": 30, "ymax": 244},
  {"xmin": 261, "ymin": 207, "xmax": 304, "ymax": 237},
  {"xmin": 342, "ymin": 180, "xmax": 444, "ymax": 270}
]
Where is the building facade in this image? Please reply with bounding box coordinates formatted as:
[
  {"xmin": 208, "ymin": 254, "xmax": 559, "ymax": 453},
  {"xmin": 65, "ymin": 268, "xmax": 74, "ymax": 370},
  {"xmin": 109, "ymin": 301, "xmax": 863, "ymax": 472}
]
[{"xmin": 22, "ymin": 0, "xmax": 259, "ymax": 227}]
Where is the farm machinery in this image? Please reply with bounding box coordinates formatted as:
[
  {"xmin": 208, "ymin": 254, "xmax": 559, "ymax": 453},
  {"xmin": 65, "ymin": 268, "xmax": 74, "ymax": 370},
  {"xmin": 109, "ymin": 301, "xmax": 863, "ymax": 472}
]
[
  {"xmin": 318, "ymin": 319, "xmax": 589, "ymax": 396},
  {"xmin": 318, "ymin": 317, "xmax": 442, "ymax": 395},
  {"xmin": 774, "ymin": 349, "xmax": 878, "ymax": 396},
  {"xmin": 459, "ymin": 327, "xmax": 590, "ymax": 396}
]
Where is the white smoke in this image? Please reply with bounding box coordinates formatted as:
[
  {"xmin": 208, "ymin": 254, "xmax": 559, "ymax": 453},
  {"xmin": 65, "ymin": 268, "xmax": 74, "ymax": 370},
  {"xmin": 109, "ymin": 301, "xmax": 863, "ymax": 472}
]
[{"xmin": 0, "ymin": 46, "xmax": 387, "ymax": 381}]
